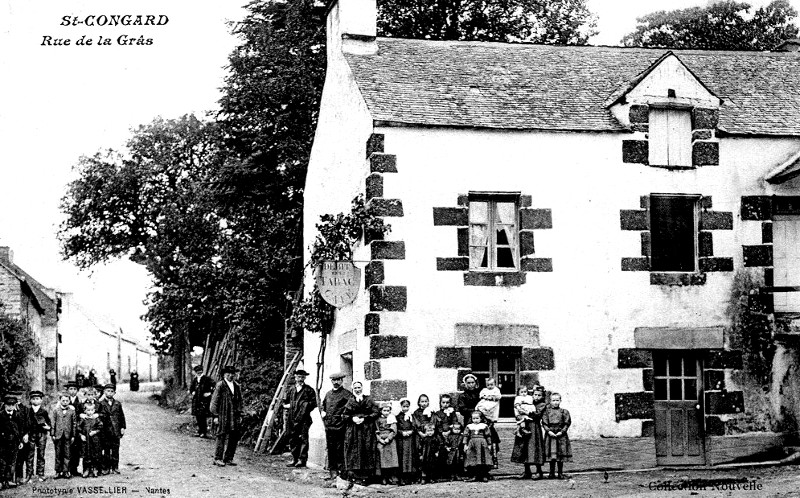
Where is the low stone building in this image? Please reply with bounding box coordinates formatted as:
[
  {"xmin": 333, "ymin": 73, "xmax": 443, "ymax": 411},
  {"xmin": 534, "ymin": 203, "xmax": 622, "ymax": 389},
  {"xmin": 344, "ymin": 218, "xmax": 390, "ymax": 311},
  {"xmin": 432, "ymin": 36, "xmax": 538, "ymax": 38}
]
[
  {"xmin": 0, "ymin": 247, "xmax": 59, "ymax": 393},
  {"xmin": 302, "ymin": 0, "xmax": 800, "ymax": 467}
]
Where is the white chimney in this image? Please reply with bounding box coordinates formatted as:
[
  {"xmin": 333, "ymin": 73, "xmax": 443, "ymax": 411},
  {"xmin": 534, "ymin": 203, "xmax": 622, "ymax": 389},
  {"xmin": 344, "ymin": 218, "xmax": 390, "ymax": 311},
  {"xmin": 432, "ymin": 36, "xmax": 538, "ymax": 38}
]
[{"xmin": 326, "ymin": 0, "xmax": 377, "ymax": 56}]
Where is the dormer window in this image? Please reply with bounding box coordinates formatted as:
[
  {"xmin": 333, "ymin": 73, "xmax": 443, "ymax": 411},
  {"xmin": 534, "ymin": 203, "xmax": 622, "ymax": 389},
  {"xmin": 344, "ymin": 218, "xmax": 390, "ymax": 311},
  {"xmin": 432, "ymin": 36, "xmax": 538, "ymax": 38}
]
[{"xmin": 648, "ymin": 107, "xmax": 692, "ymax": 167}]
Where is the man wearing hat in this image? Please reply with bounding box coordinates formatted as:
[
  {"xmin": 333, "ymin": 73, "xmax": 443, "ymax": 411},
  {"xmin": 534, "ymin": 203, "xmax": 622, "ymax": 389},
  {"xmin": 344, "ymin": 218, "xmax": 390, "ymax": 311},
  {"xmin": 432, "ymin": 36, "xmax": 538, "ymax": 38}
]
[
  {"xmin": 320, "ymin": 372, "xmax": 353, "ymax": 480},
  {"xmin": 282, "ymin": 369, "xmax": 317, "ymax": 468},
  {"xmin": 21, "ymin": 390, "xmax": 50, "ymax": 482},
  {"xmin": 189, "ymin": 365, "xmax": 215, "ymax": 438},
  {"xmin": 97, "ymin": 384, "xmax": 125, "ymax": 475},
  {"xmin": 65, "ymin": 382, "xmax": 83, "ymax": 477},
  {"xmin": 209, "ymin": 365, "xmax": 242, "ymax": 466},
  {"xmin": 0, "ymin": 394, "xmax": 24, "ymax": 488}
]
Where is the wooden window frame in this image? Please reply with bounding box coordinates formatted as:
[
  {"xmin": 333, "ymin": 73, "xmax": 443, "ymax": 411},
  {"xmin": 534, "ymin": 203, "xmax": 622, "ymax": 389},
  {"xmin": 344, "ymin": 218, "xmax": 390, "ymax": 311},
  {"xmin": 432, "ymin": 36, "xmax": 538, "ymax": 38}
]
[
  {"xmin": 650, "ymin": 194, "xmax": 700, "ymax": 272},
  {"xmin": 468, "ymin": 193, "xmax": 520, "ymax": 272}
]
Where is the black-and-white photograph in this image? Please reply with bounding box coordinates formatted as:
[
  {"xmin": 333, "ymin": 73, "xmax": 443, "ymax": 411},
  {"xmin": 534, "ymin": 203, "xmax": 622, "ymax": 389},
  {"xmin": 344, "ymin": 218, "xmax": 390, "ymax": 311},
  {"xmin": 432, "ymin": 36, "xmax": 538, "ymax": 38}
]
[{"xmin": 2, "ymin": 0, "xmax": 800, "ymax": 496}]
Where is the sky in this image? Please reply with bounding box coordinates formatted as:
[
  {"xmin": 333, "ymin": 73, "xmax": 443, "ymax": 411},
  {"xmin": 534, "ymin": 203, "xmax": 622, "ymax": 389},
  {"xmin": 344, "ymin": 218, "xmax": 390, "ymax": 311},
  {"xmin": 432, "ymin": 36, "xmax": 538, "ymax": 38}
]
[{"xmin": 0, "ymin": 0, "xmax": 798, "ymax": 344}]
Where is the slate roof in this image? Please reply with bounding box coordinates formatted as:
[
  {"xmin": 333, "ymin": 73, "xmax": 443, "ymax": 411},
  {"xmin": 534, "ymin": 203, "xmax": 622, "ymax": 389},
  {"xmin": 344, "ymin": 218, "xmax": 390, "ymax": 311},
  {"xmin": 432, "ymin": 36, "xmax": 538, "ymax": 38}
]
[
  {"xmin": 0, "ymin": 260, "xmax": 58, "ymax": 324},
  {"xmin": 345, "ymin": 38, "xmax": 800, "ymax": 136}
]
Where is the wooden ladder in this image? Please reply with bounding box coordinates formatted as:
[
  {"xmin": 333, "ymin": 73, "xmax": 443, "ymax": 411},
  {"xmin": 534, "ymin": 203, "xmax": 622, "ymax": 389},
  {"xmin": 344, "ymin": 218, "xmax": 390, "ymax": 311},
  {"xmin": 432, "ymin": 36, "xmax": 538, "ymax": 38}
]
[{"xmin": 254, "ymin": 351, "xmax": 301, "ymax": 453}]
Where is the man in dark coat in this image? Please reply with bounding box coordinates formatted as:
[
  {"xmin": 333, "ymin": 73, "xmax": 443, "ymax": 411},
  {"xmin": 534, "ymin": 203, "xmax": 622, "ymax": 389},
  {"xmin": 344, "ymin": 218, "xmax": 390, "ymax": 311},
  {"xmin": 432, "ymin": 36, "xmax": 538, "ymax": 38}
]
[
  {"xmin": 282, "ymin": 369, "xmax": 317, "ymax": 468},
  {"xmin": 65, "ymin": 382, "xmax": 83, "ymax": 476},
  {"xmin": 0, "ymin": 394, "xmax": 25, "ymax": 489},
  {"xmin": 97, "ymin": 384, "xmax": 126, "ymax": 474},
  {"xmin": 189, "ymin": 365, "xmax": 215, "ymax": 438},
  {"xmin": 74, "ymin": 370, "xmax": 85, "ymax": 389},
  {"xmin": 320, "ymin": 372, "xmax": 353, "ymax": 479},
  {"xmin": 209, "ymin": 365, "xmax": 242, "ymax": 467}
]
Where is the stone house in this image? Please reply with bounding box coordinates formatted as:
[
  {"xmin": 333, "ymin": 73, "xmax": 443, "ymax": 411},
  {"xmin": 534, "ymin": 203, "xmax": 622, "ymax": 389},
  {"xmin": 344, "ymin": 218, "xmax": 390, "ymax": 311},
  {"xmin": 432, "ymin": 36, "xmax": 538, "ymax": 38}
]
[
  {"xmin": 0, "ymin": 247, "xmax": 59, "ymax": 393},
  {"xmin": 302, "ymin": 0, "xmax": 800, "ymax": 466}
]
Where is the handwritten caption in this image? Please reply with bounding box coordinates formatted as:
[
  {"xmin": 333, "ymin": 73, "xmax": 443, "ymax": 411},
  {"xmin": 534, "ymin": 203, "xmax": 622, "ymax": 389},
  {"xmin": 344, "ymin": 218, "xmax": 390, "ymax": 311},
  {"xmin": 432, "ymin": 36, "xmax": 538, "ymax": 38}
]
[{"xmin": 41, "ymin": 15, "xmax": 169, "ymax": 47}]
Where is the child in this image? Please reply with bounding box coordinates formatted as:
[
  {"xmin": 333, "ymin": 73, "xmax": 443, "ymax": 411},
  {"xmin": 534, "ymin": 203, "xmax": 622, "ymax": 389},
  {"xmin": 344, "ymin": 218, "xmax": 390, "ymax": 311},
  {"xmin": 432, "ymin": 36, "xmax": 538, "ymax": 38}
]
[
  {"xmin": 511, "ymin": 385, "xmax": 547, "ymax": 479},
  {"xmin": 474, "ymin": 379, "xmax": 501, "ymax": 468},
  {"xmin": 433, "ymin": 394, "xmax": 460, "ymax": 434},
  {"xmin": 395, "ymin": 400, "xmax": 416, "ymax": 485},
  {"xmin": 78, "ymin": 401, "xmax": 103, "ymax": 478},
  {"xmin": 416, "ymin": 423, "xmax": 440, "ymax": 483},
  {"xmin": 23, "ymin": 391, "xmax": 50, "ymax": 482},
  {"xmin": 474, "ymin": 378, "xmax": 501, "ymax": 423},
  {"xmin": 97, "ymin": 384, "xmax": 125, "ymax": 475},
  {"xmin": 0, "ymin": 394, "xmax": 24, "ymax": 489},
  {"xmin": 442, "ymin": 421, "xmax": 465, "ymax": 480},
  {"xmin": 463, "ymin": 411, "xmax": 493, "ymax": 482},
  {"xmin": 513, "ymin": 386, "xmax": 535, "ymax": 437},
  {"xmin": 50, "ymin": 393, "xmax": 77, "ymax": 479},
  {"xmin": 66, "ymin": 382, "xmax": 83, "ymax": 477},
  {"xmin": 542, "ymin": 392, "xmax": 572, "ymax": 479},
  {"xmin": 375, "ymin": 403, "xmax": 399, "ymax": 485}
]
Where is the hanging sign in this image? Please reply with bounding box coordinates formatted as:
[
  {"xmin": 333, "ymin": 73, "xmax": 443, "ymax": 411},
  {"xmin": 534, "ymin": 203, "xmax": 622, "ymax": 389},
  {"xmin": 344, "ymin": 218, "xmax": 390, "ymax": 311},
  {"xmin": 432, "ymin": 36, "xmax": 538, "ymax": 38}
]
[{"xmin": 315, "ymin": 261, "xmax": 361, "ymax": 308}]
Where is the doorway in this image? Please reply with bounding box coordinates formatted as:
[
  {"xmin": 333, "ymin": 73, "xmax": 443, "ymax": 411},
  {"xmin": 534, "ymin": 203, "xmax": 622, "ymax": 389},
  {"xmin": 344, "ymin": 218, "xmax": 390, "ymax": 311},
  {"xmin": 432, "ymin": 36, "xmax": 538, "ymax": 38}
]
[
  {"xmin": 653, "ymin": 351, "xmax": 705, "ymax": 465},
  {"xmin": 471, "ymin": 346, "xmax": 520, "ymax": 419}
]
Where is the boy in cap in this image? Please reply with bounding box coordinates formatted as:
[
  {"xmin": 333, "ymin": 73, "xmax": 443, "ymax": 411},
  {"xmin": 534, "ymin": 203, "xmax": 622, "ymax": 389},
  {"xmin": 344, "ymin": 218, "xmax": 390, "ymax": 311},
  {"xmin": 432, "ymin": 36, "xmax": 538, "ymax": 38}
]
[
  {"xmin": 0, "ymin": 394, "xmax": 24, "ymax": 488},
  {"xmin": 189, "ymin": 365, "xmax": 214, "ymax": 438},
  {"xmin": 209, "ymin": 365, "xmax": 242, "ymax": 466},
  {"xmin": 282, "ymin": 368, "xmax": 317, "ymax": 468},
  {"xmin": 50, "ymin": 392, "xmax": 76, "ymax": 479},
  {"xmin": 97, "ymin": 384, "xmax": 125, "ymax": 474},
  {"xmin": 21, "ymin": 391, "xmax": 50, "ymax": 483},
  {"xmin": 320, "ymin": 372, "xmax": 353, "ymax": 480}
]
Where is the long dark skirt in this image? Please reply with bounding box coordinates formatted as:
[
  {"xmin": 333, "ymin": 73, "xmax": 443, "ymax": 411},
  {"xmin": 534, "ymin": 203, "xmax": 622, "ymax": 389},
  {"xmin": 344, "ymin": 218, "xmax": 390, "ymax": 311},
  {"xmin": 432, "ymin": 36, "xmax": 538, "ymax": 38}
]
[
  {"xmin": 344, "ymin": 422, "xmax": 377, "ymax": 473},
  {"xmin": 511, "ymin": 420, "xmax": 545, "ymax": 465},
  {"xmin": 396, "ymin": 434, "xmax": 416, "ymax": 474}
]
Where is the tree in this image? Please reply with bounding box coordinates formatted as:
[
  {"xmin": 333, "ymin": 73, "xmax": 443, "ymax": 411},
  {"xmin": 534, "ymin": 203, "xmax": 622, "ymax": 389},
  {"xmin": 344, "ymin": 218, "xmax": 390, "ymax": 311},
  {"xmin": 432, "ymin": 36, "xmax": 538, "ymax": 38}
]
[
  {"xmin": 59, "ymin": 115, "xmax": 226, "ymax": 386},
  {"xmin": 378, "ymin": 0, "xmax": 598, "ymax": 44},
  {"xmin": 622, "ymin": 0, "xmax": 799, "ymax": 50},
  {"xmin": 0, "ymin": 310, "xmax": 39, "ymax": 395}
]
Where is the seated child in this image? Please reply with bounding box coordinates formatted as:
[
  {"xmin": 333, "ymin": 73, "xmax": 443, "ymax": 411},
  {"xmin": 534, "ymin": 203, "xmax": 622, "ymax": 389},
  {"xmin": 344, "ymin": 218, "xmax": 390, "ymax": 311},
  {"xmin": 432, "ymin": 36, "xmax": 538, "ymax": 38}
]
[
  {"xmin": 513, "ymin": 386, "xmax": 535, "ymax": 438},
  {"xmin": 542, "ymin": 393, "xmax": 572, "ymax": 479},
  {"xmin": 78, "ymin": 401, "xmax": 103, "ymax": 478},
  {"xmin": 474, "ymin": 378, "xmax": 501, "ymax": 423}
]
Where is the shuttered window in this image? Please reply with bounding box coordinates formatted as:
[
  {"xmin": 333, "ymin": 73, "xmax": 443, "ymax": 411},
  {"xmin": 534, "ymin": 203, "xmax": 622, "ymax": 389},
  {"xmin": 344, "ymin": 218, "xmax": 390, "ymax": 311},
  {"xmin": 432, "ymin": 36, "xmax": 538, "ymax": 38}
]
[
  {"xmin": 649, "ymin": 108, "xmax": 692, "ymax": 167},
  {"xmin": 650, "ymin": 194, "xmax": 698, "ymax": 272}
]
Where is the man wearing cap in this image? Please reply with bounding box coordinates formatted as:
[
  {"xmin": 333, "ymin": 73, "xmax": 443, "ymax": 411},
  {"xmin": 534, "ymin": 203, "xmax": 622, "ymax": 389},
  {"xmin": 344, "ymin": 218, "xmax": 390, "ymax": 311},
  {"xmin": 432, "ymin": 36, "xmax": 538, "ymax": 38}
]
[
  {"xmin": 189, "ymin": 365, "xmax": 214, "ymax": 438},
  {"xmin": 209, "ymin": 365, "xmax": 242, "ymax": 466},
  {"xmin": 0, "ymin": 394, "xmax": 24, "ymax": 488},
  {"xmin": 97, "ymin": 384, "xmax": 125, "ymax": 475},
  {"xmin": 21, "ymin": 391, "xmax": 50, "ymax": 482},
  {"xmin": 320, "ymin": 372, "xmax": 353, "ymax": 480},
  {"xmin": 65, "ymin": 382, "xmax": 83, "ymax": 477},
  {"xmin": 282, "ymin": 369, "xmax": 317, "ymax": 468}
]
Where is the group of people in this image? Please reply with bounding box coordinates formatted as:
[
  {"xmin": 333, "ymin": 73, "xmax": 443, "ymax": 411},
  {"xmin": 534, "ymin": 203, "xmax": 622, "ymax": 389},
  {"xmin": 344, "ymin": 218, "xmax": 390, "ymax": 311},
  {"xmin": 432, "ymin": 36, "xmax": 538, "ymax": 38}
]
[
  {"xmin": 0, "ymin": 381, "xmax": 126, "ymax": 489},
  {"xmin": 188, "ymin": 364, "xmax": 244, "ymax": 467},
  {"xmin": 279, "ymin": 369, "xmax": 573, "ymax": 487}
]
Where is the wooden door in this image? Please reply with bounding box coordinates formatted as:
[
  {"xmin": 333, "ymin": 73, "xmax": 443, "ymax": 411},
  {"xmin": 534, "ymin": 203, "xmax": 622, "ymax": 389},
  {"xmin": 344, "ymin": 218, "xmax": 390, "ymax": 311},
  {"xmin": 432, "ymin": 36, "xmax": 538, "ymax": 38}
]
[
  {"xmin": 471, "ymin": 347, "xmax": 520, "ymax": 420},
  {"xmin": 773, "ymin": 216, "xmax": 800, "ymax": 312},
  {"xmin": 653, "ymin": 352, "xmax": 705, "ymax": 465}
]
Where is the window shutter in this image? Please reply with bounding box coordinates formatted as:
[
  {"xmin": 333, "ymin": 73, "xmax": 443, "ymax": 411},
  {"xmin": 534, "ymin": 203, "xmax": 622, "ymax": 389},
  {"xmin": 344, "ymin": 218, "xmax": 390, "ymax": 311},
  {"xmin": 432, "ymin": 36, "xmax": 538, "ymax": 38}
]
[
  {"xmin": 667, "ymin": 109, "xmax": 692, "ymax": 166},
  {"xmin": 649, "ymin": 108, "xmax": 669, "ymax": 166}
]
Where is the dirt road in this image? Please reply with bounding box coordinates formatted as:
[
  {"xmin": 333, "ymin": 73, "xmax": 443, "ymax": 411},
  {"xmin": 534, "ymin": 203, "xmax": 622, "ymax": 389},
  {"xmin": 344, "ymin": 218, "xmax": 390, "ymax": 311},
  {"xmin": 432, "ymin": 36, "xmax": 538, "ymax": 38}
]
[{"xmin": 5, "ymin": 390, "xmax": 800, "ymax": 497}]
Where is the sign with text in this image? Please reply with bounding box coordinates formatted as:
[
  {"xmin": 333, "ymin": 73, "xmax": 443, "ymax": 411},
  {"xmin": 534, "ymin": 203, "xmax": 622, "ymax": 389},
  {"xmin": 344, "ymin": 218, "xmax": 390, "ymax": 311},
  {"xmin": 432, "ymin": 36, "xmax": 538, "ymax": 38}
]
[{"xmin": 315, "ymin": 261, "xmax": 360, "ymax": 308}]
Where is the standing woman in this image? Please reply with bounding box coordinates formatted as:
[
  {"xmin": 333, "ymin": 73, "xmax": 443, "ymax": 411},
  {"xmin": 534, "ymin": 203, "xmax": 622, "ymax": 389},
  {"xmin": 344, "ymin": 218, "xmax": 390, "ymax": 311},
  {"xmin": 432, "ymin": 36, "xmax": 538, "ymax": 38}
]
[
  {"xmin": 343, "ymin": 381, "xmax": 379, "ymax": 485},
  {"xmin": 456, "ymin": 374, "xmax": 480, "ymax": 424},
  {"xmin": 511, "ymin": 385, "xmax": 547, "ymax": 479}
]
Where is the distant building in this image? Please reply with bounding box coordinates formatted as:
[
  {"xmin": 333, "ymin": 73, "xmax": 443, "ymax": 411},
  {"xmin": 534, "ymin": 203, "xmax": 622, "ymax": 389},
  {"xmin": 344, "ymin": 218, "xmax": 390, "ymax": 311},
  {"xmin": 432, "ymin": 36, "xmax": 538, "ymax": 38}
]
[
  {"xmin": 0, "ymin": 246, "xmax": 59, "ymax": 393},
  {"xmin": 57, "ymin": 292, "xmax": 159, "ymax": 386}
]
